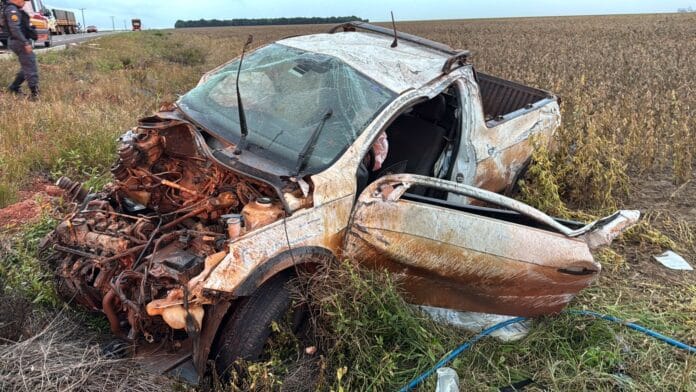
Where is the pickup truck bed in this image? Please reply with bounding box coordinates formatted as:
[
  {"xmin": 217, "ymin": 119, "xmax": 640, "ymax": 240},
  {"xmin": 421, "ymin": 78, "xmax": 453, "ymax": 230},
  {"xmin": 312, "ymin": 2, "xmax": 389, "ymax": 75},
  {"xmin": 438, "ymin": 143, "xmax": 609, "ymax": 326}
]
[{"xmin": 477, "ymin": 72, "xmax": 554, "ymax": 123}]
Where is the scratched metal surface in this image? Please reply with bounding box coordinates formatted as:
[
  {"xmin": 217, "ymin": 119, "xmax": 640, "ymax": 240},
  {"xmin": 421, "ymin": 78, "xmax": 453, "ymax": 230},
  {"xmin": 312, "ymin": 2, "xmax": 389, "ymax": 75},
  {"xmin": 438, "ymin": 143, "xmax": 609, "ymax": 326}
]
[{"xmin": 344, "ymin": 174, "xmax": 600, "ymax": 316}]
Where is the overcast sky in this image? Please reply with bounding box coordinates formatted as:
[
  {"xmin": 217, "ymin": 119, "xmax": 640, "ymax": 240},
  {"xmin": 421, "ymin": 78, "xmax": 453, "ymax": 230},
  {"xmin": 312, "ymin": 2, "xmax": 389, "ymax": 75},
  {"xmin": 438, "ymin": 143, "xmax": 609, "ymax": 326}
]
[{"xmin": 40, "ymin": 0, "xmax": 694, "ymax": 30}]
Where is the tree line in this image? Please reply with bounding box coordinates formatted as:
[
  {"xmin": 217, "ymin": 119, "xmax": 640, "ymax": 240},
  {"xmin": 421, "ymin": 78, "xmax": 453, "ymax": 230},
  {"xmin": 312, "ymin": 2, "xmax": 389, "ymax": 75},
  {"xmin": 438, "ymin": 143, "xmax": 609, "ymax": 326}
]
[{"xmin": 174, "ymin": 16, "xmax": 368, "ymax": 28}]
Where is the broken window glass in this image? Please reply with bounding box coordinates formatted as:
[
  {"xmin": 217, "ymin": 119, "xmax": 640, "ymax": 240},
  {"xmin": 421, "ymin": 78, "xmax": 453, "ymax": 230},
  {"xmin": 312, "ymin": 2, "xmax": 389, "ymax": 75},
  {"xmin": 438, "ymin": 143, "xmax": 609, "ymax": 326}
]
[{"xmin": 179, "ymin": 44, "xmax": 396, "ymax": 173}]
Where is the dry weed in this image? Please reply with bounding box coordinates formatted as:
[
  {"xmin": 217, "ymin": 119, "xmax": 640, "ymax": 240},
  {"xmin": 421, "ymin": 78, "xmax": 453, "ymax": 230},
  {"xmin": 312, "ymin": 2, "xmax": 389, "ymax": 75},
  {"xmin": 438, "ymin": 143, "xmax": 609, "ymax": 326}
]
[{"xmin": 0, "ymin": 308, "xmax": 173, "ymax": 392}]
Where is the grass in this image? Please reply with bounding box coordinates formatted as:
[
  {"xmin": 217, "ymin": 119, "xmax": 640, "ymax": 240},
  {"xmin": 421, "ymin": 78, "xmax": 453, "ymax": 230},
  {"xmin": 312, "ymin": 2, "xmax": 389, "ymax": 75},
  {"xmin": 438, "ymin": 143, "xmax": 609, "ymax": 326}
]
[
  {"xmin": 221, "ymin": 262, "xmax": 695, "ymax": 391},
  {"xmin": 0, "ymin": 14, "xmax": 695, "ymax": 391},
  {"xmin": 0, "ymin": 32, "xmax": 215, "ymax": 206},
  {"xmin": 0, "ymin": 212, "xmax": 59, "ymax": 306},
  {"xmin": 0, "ymin": 295, "xmax": 171, "ymax": 392}
]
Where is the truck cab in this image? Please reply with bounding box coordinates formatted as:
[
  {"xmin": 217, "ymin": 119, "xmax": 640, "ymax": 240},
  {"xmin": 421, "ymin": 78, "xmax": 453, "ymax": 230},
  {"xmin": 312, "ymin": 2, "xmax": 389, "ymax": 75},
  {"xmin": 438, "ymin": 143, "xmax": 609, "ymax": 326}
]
[{"xmin": 0, "ymin": 0, "xmax": 52, "ymax": 48}]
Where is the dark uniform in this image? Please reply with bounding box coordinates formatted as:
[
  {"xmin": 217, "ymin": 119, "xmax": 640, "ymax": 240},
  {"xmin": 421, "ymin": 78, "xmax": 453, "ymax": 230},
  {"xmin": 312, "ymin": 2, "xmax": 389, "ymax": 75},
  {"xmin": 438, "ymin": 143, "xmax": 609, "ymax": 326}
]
[{"xmin": 4, "ymin": 2, "xmax": 39, "ymax": 98}]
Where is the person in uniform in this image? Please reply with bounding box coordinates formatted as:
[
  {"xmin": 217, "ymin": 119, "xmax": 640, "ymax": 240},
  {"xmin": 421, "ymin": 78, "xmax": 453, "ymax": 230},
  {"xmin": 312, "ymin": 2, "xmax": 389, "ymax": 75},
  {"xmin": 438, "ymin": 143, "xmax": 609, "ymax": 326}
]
[{"xmin": 4, "ymin": 0, "xmax": 39, "ymax": 100}]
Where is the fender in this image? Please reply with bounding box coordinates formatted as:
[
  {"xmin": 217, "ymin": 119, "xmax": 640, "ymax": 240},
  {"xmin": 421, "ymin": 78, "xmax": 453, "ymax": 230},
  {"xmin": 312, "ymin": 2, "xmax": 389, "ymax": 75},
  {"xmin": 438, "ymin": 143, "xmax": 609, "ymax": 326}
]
[
  {"xmin": 192, "ymin": 246, "xmax": 336, "ymax": 377},
  {"xmin": 233, "ymin": 246, "xmax": 336, "ymax": 296}
]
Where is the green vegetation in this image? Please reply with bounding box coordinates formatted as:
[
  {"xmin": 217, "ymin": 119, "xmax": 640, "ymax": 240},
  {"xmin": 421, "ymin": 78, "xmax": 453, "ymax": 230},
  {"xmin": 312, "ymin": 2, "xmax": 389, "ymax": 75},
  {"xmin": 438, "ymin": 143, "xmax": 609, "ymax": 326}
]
[
  {"xmin": 0, "ymin": 31, "xmax": 214, "ymax": 207},
  {"xmin": 218, "ymin": 262, "xmax": 695, "ymax": 391},
  {"xmin": 0, "ymin": 213, "xmax": 59, "ymax": 306},
  {"xmin": 0, "ymin": 14, "xmax": 695, "ymax": 391}
]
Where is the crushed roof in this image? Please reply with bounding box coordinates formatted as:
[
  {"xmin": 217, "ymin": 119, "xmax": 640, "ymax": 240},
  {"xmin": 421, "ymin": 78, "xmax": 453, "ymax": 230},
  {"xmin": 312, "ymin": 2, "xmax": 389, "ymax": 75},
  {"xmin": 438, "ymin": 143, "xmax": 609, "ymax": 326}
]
[{"xmin": 277, "ymin": 32, "xmax": 452, "ymax": 93}]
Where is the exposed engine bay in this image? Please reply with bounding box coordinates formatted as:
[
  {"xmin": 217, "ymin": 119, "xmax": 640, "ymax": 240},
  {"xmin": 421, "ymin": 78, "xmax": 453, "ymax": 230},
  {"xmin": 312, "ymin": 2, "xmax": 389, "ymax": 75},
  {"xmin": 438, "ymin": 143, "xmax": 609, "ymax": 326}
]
[{"xmin": 42, "ymin": 114, "xmax": 295, "ymax": 343}]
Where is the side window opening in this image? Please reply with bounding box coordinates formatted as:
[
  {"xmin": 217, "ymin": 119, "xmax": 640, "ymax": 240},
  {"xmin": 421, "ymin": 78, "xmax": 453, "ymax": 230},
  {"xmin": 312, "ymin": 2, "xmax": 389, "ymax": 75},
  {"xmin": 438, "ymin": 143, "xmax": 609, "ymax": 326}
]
[
  {"xmin": 356, "ymin": 87, "xmax": 461, "ymax": 198},
  {"xmin": 400, "ymin": 191, "xmax": 585, "ymax": 233}
]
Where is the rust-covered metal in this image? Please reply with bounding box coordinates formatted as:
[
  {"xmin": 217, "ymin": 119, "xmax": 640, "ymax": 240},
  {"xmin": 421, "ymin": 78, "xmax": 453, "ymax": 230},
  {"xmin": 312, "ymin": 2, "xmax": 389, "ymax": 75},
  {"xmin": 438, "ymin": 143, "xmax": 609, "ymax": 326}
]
[
  {"xmin": 55, "ymin": 176, "xmax": 89, "ymax": 202},
  {"xmin": 43, "ymin": 114, "xmax": 299, "ymax": 345},
  {"xmin": 42, "ymin": 23, "xmax": 639, "ymax": 382},
  {"xmin": 343, "ymin": 174, "xmax": 638, "ymax": 316}
]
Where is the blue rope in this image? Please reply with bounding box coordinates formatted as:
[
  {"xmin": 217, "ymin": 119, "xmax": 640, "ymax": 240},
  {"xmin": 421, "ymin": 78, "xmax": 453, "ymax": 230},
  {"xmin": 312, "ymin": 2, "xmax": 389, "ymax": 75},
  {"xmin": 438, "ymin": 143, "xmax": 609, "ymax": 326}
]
[
  {"xmin": 568, "ymin": 310, "xmax": 696, "ymax": 354},
  {"xmin": 398, "ymin": 317, "xmax": 526, "ymax": 392},
  {"xmin": 399, "ymin": 310, "xmax": 696, "ymax": 391}
]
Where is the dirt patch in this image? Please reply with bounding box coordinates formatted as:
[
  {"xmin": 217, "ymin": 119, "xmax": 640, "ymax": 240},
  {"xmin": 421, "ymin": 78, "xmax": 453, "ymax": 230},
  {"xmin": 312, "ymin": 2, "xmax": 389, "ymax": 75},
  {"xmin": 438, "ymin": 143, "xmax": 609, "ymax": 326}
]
[
  {"xmin": 616, "ymin": 173, "xmax": 696, "ymax": 288},
  {"xmin": 0, "ymin": 178, "xmax": 62, "ymax": 230},
  {"xmin": 627, "ymin": 173, "xmax": 696, "ymax": 224}
]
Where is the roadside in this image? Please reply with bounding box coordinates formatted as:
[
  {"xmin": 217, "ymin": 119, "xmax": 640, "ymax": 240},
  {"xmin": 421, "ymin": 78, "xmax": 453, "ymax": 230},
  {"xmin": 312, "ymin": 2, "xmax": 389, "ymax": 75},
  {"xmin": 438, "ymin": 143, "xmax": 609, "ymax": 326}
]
[
  {"xmin": 0, "ymin": 31, "xmax": 121, "ymax": 59},
  {"xmin": 45, "ymin": 31, "xmax": 121, "ymax": 47},
  {"xmin": 0, "ymin": 286, "xmax": 174, "ymax": 391}
]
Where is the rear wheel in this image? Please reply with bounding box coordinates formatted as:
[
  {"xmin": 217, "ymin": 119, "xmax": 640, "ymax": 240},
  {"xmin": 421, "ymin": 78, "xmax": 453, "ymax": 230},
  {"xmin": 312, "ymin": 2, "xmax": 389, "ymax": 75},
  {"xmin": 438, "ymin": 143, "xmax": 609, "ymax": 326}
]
[
  {"xmin": 504, "ymin": 158, "xmax": 532, "ymax": 197},
  {"xmin": 212, "ymin": 270, "xmax": 298, "ymax": 378}
]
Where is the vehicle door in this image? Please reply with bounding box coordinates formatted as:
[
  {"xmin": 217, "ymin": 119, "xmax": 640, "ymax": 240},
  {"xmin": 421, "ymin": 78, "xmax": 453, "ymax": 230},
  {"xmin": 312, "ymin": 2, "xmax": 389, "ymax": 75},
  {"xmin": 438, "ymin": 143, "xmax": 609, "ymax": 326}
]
[{"xmin": 344, "ymin": 173, "xmax": 638, "ymax": 317}]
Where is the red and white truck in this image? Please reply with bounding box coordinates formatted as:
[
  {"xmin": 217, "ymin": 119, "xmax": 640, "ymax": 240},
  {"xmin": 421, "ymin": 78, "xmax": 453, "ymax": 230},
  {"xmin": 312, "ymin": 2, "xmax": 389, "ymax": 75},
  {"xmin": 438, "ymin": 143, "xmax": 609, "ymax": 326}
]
[{"xmin": 0, "ymin": 0, "xmax": 52, "ymax": 48}]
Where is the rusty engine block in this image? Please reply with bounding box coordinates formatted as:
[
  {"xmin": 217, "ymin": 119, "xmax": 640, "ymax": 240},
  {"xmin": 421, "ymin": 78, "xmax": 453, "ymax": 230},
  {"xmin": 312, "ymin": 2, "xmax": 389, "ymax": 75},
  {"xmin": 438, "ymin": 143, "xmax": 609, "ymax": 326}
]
[{"xmin": 43, "ymin": 117, "xmax": 281, "ymax": 342}]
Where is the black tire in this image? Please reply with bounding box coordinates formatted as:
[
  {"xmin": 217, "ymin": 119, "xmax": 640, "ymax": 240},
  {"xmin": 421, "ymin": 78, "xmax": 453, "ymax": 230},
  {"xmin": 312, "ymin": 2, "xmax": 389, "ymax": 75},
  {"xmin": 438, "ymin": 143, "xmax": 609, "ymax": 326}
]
[
  {"xmin": 504, "ymin": 158, "xmax": 532, "ymax": 197},
  {"xmin": 44, "ymin": 34, "xmax": 52, "ymax": 48},
  {"xmin": 213, "ymin": 270, "xmax": 295, "ymax": 378}
]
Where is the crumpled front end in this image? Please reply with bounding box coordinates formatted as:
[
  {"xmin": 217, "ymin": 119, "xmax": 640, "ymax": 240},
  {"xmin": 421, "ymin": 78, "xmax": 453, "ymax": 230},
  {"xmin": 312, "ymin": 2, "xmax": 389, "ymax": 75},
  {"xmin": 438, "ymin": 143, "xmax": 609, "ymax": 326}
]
[{"xmin": 41, "ymin": 111, "xmax": 297, "ymax": 344}]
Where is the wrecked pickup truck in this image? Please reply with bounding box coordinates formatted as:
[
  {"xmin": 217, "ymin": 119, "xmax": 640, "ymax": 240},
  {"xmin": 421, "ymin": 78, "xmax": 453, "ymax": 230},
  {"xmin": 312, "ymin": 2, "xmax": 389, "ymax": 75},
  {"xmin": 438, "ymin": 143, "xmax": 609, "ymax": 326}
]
[{"xmin": 43, "ymin": 22, "xmax": 639, "ymax": 381}]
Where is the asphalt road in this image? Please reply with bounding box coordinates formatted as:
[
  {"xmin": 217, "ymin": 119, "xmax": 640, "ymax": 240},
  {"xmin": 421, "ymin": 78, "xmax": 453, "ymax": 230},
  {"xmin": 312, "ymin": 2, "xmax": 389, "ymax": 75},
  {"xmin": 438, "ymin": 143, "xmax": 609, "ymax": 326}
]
[
  {"xmin": 0, "ymin": 31, "xmax": 121, "ymax": 55},
  {"xmin": 47, "ymin": 31, "xmax": 120, "ymax": 47}
]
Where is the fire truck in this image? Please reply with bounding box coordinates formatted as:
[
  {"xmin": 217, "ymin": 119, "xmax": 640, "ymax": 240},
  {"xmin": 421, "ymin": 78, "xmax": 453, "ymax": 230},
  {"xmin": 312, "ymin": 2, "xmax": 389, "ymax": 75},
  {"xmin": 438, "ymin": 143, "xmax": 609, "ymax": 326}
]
[{"xmin": 0, "ymin": 0, "xmax": 52, "ymax": 48}]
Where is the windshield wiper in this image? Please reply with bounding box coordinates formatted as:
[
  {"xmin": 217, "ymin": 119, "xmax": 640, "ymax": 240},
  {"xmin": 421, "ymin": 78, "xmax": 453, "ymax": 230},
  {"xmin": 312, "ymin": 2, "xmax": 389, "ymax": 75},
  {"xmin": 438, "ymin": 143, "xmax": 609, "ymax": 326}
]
[
  {"xmin": 293, "ymin": 108, "xmax": 333, "ymax": 176},
  {"xmin": 233, "ymin": 35, "xmax": 254, "ymax": 156}
]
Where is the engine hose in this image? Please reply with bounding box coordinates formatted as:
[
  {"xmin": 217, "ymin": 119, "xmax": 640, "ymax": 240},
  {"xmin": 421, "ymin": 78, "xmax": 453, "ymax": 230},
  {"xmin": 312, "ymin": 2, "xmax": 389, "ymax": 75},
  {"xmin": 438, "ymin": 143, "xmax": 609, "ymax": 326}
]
[
  {"xmin": 399, "ymin": 310, "xmax": 696, "ymax": 391},
  {"xmin": 132, "ymin": 216, "xmax": 163, "ymax": 270},
  {"xmin": 102, "ymin": 289, "xmax": 124, "ymax": 338}
]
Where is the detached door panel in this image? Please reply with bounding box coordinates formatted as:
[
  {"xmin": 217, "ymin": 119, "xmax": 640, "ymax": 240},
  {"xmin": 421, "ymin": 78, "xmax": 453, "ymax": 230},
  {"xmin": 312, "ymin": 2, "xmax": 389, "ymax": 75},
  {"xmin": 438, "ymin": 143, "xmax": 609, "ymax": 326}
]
[{"xmin": 344, "ymin": 175, "xmax": 599, "ymax": 317}]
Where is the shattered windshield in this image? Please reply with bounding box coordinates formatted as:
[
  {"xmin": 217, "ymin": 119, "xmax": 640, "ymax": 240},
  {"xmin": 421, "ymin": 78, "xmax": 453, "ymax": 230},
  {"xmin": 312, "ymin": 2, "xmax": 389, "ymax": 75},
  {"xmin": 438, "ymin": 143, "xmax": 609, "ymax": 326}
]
[{"xmin": 178, "ymin": 44, "xmax": 396, "ymax": 173}]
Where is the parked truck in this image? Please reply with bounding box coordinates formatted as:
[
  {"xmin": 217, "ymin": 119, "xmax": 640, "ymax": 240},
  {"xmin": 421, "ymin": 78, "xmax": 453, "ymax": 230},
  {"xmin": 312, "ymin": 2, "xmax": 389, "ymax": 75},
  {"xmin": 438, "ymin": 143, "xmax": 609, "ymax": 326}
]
[
  {"xmin": 0, "ymin": 0, "xmax": 52, "ymax": 48},
  {"xmin": 132, "ymin": 18, "xmax": 141, "ymax": 31},
  {"xmin": 51, "ymin": 8, "xmax": 77, "ymax": 34}
]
